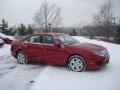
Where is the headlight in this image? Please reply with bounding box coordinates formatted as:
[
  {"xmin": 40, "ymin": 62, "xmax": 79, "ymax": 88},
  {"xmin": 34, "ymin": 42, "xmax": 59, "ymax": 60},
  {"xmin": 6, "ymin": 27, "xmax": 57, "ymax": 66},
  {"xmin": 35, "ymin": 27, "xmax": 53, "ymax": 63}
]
[{"xmin": 92, "ymin": 50, "xmax": 109, "ymax": 57}]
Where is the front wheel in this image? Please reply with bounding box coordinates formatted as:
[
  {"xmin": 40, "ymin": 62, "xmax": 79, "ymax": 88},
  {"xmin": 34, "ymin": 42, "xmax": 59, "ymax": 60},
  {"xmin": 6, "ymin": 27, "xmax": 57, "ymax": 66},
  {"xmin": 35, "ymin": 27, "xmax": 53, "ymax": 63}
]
[
  {"xmin": 68, "ymin": 55, "xmax": 86, "ymax": 72},
  {"xmin": 17, "ymin": 51, "xmax": 28, "ymax": 64}
]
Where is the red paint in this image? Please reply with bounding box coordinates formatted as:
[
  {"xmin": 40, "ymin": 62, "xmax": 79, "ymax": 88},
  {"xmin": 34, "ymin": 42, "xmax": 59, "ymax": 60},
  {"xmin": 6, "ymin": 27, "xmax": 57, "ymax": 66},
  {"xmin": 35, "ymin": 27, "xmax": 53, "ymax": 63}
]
[
  {"xmin": 2, "ymin": 38, "xmax": 13, "ymax": 44},
  {"xmin": 11, "ymin": 33, "xmax": 109, "ymax": 70}
]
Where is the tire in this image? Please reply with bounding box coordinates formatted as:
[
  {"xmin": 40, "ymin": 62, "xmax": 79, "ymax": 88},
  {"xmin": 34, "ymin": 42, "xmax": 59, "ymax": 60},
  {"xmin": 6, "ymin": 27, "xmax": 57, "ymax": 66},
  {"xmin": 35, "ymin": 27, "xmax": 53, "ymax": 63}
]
[
  {"xmin": 68, "ymin": 55, "xmax": 86, "ymax": 72},
  {"xmin": 17, "ymin": 51, "xmax": 28, "ymax": 64}
]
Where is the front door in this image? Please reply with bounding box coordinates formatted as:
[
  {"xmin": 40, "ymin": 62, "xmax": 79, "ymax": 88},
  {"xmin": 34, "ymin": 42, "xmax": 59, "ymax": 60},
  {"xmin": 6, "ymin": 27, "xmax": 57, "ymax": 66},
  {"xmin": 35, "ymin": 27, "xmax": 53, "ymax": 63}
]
[{"xmin": 41, "ymin": 35, "xmax": 66, "ymax": 65}]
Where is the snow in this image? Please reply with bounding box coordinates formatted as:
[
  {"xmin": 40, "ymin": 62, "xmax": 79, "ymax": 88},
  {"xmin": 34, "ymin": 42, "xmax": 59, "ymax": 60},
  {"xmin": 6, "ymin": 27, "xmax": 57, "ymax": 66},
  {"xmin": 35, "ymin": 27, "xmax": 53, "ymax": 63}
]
[
  {"xmin": 30, "ymin": 36, "xmax": 120, "ymax": 90},
  {"xmin": 0, "ymin": 32, "xmax": 15, "ymax": 40},
  {"xmin": 0, "ymin": 35, "xmax": 120, "ymax": 90},
  {"xmin": 0, "ymin": 44, "xmax": 11, "ymax": 57},
  {"xmin": 0, "ymin": 62, "xmax": 45, "ymax": 90}
]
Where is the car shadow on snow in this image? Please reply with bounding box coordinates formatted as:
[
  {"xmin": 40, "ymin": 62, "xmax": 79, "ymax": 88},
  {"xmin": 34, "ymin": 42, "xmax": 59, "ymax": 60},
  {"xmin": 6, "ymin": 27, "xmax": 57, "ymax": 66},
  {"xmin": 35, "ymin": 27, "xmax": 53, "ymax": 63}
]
[
  {"xmin": 86, "ymin": 64, "xmax": 111, "ymax": 73},
  {"xmin": 1, "ymin": 55, "xmax": 111, "ymax": 73},
  {"xmin": 40, "ymin": 63, "xmax": 111, "ymax": 73}
]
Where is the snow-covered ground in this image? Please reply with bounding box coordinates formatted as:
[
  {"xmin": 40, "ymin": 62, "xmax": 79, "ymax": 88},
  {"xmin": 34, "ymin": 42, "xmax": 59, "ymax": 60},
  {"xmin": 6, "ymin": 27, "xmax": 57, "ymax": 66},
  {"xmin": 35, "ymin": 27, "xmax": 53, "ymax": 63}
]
[
  {"xmin": 0, "ymin": 44, "xmax": 11, "ymax": 57},
  {"xmin": 0, "ymin": 36, "xmax": 120, "ymax": 90},
  {"xmin": 30, "ymin": 36, "xmax": 120, "ymax": 90}
]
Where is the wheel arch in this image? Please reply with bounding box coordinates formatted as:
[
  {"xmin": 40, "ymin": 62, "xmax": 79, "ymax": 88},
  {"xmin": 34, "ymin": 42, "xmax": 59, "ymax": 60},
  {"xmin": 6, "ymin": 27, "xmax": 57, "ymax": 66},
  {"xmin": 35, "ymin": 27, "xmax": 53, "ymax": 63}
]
[
  {"xmin": 16, "ymin": 50, "xmax": 29, "ymax": 64},
  {"xmin": 66, "ymin": 53, "xmax": 87, "ymax": 66},
  {"xmin": 16, "ymin": 49, "xmax": 26, "ymax": 58}
]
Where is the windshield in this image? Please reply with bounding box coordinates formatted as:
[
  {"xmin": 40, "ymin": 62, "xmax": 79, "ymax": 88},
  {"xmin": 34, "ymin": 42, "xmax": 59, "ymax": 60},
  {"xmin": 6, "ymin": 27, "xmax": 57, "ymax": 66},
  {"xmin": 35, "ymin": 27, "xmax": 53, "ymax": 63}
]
[{"xmin": 55, "ymin": 34, "xmax": 80, "ymax": 45}]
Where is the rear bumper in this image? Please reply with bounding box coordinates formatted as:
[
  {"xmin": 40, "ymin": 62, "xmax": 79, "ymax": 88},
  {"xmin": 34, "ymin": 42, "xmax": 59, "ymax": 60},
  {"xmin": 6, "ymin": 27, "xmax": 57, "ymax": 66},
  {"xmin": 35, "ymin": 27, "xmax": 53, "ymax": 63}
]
[{"xmin": 11, "ymin": 51, "xmax": 17, "ymax": 58}]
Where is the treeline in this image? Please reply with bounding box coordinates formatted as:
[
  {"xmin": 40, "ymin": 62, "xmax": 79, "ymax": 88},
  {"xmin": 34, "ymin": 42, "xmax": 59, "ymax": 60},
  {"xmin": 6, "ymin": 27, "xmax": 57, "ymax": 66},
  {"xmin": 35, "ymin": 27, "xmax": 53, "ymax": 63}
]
[
  {"xmin": 0, "ymin": 0, "xmax": 120, "ymax": 43},
  {"xmin": 0, "ymin": 18, "xmax": 34, "ymax": 36},
  {"xmin": 0, "ymin": 18, "xmax": 120, "ymax": 37}
]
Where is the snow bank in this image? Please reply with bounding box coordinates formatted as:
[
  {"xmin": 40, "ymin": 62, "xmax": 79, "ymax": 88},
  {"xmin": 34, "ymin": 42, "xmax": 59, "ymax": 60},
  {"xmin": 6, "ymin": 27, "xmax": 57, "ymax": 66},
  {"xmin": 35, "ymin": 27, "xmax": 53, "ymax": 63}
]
[
  {"xmin": 0, "ymin": 32, "xmax": 15, "ymax": 40},
  {"xmin": 30, "ymin": 36, "xmax": 120, "ymax": 90},
  {"xmin": 0, "ymin": 33, "xmax": 14, "ymax": 57}
]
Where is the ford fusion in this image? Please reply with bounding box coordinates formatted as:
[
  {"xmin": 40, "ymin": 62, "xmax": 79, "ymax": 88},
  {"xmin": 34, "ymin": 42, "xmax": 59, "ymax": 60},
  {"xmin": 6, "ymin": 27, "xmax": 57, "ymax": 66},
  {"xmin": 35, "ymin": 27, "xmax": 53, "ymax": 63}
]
[{"xmin": 11, "ymin": 33, "xmax": 109, "ymax": 72}]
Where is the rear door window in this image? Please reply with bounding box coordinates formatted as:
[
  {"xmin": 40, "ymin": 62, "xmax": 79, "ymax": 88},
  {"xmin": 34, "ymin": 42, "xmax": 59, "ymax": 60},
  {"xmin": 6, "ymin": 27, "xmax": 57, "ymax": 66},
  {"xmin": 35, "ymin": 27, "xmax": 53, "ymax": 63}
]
[{"xmin": 27, "ymin": 35, "xmax": 41, "ymax": 43}]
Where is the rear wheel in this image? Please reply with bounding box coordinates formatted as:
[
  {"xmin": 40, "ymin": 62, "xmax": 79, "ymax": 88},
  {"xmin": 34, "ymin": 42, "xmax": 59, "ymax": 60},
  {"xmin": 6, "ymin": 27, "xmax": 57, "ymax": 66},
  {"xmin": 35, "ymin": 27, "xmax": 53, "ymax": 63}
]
[
  {"xmin": 17, "ymin": 51, "xmax": 28, "ymax": 64},
  {"xmin": 68, "ymin": 55, "xmax": 86, "ymax": 72}
]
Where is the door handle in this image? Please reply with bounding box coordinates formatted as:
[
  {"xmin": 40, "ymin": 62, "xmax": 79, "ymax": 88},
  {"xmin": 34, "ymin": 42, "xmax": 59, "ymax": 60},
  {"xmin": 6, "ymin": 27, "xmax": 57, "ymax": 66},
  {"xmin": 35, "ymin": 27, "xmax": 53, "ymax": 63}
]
[{"xmin": 23, "ymin": 43, "xmax": 28, "ymax": 47}]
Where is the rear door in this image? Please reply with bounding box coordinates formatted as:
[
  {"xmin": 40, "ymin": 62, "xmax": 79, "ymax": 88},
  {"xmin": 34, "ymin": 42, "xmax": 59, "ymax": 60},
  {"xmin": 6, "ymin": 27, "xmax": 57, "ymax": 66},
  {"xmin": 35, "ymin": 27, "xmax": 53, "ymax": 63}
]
[{"xmin": 24, "ymin": 35, "xmax": 43, "ymax": 62}]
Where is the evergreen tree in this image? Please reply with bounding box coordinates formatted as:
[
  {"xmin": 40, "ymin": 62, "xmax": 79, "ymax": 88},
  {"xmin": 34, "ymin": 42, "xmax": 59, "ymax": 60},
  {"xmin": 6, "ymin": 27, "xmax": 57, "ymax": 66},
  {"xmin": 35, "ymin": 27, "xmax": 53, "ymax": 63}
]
[
  {"xmin": 17, "ymin": 23, "xmax": 26, "ymax": 36},
  {"xmin": 0, "ymin": 18, "xmax": 8, "ymax": 34},
  {"xmin": 27, "ymin": 24, "xmax": 34, "ymax": 34},
  {"xmin": 72, "ymin": 29, "xmax": 77, "ymax": 36}
]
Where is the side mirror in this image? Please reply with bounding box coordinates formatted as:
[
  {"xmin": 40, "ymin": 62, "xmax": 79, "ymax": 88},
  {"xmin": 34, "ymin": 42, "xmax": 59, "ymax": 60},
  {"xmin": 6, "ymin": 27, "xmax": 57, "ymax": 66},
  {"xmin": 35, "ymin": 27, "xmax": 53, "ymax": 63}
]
[{"xmin": 54, "ymin": 42, "xmax": 61, "ymax": 48}]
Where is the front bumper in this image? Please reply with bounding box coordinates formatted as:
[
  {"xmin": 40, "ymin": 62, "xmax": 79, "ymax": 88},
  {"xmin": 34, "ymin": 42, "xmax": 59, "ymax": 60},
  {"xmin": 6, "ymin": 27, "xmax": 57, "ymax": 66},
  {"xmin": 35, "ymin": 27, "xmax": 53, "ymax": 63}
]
[{"xmin": 87, "ymin": 56, "xmax": 109, "ymax": 70}]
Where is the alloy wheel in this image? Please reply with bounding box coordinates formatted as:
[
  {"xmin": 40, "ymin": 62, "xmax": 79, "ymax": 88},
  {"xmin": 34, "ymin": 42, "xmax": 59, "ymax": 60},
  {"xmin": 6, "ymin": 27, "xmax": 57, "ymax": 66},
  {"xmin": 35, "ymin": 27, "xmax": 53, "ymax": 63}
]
[{"xmin": 68, "ymin": 55, "xmax": 86, "ymax": 72}]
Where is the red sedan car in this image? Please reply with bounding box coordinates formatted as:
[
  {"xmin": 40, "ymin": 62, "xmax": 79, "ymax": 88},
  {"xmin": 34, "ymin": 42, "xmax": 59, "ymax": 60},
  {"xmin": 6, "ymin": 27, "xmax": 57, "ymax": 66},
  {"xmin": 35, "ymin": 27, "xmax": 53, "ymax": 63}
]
[{"xmin": 11, "ymin": 33, "xmax": 109, "ymax": 72}]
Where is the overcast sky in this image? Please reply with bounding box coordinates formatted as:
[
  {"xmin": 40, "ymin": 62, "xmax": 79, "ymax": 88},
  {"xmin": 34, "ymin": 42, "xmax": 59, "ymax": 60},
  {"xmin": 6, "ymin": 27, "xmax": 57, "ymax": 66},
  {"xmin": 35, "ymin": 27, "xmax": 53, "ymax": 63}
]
[{"xmin": 0, "ymin": 0, "xmax": 120, "ymax": 27}]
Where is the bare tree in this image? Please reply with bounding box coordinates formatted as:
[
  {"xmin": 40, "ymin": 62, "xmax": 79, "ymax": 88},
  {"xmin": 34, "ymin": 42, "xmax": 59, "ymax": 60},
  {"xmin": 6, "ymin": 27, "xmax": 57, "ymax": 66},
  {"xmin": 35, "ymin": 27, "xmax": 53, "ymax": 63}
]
[
  {"xmin": 93, "ymin": 0, "xmax": 115, "ymax": 40},
  {"xmin": 33, "ymin": 1, "xmax": 62, "ymax": 32}
]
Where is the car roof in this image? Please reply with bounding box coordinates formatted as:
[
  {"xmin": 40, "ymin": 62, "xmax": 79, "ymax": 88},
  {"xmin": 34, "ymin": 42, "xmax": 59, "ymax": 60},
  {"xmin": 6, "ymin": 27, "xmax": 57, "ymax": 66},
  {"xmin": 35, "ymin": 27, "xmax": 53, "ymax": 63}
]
[{"xmin": 28, "ymin": 33, "xmax": 62, "ymax": 36}]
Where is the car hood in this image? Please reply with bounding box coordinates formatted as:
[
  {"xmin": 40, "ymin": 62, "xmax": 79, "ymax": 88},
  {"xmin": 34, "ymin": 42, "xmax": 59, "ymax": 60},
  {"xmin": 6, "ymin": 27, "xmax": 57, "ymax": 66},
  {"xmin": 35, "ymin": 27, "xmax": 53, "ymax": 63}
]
[{"xmin": 71, "ymin": 43, "xmax": 105, "ymax": 51}]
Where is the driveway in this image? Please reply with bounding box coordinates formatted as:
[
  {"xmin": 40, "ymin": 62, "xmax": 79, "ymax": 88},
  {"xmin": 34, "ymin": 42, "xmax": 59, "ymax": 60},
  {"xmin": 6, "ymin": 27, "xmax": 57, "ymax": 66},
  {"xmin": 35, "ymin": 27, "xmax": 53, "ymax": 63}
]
[{"xmin": 0, "ymin": 54, "xmax": 45, "ymax": 90}]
